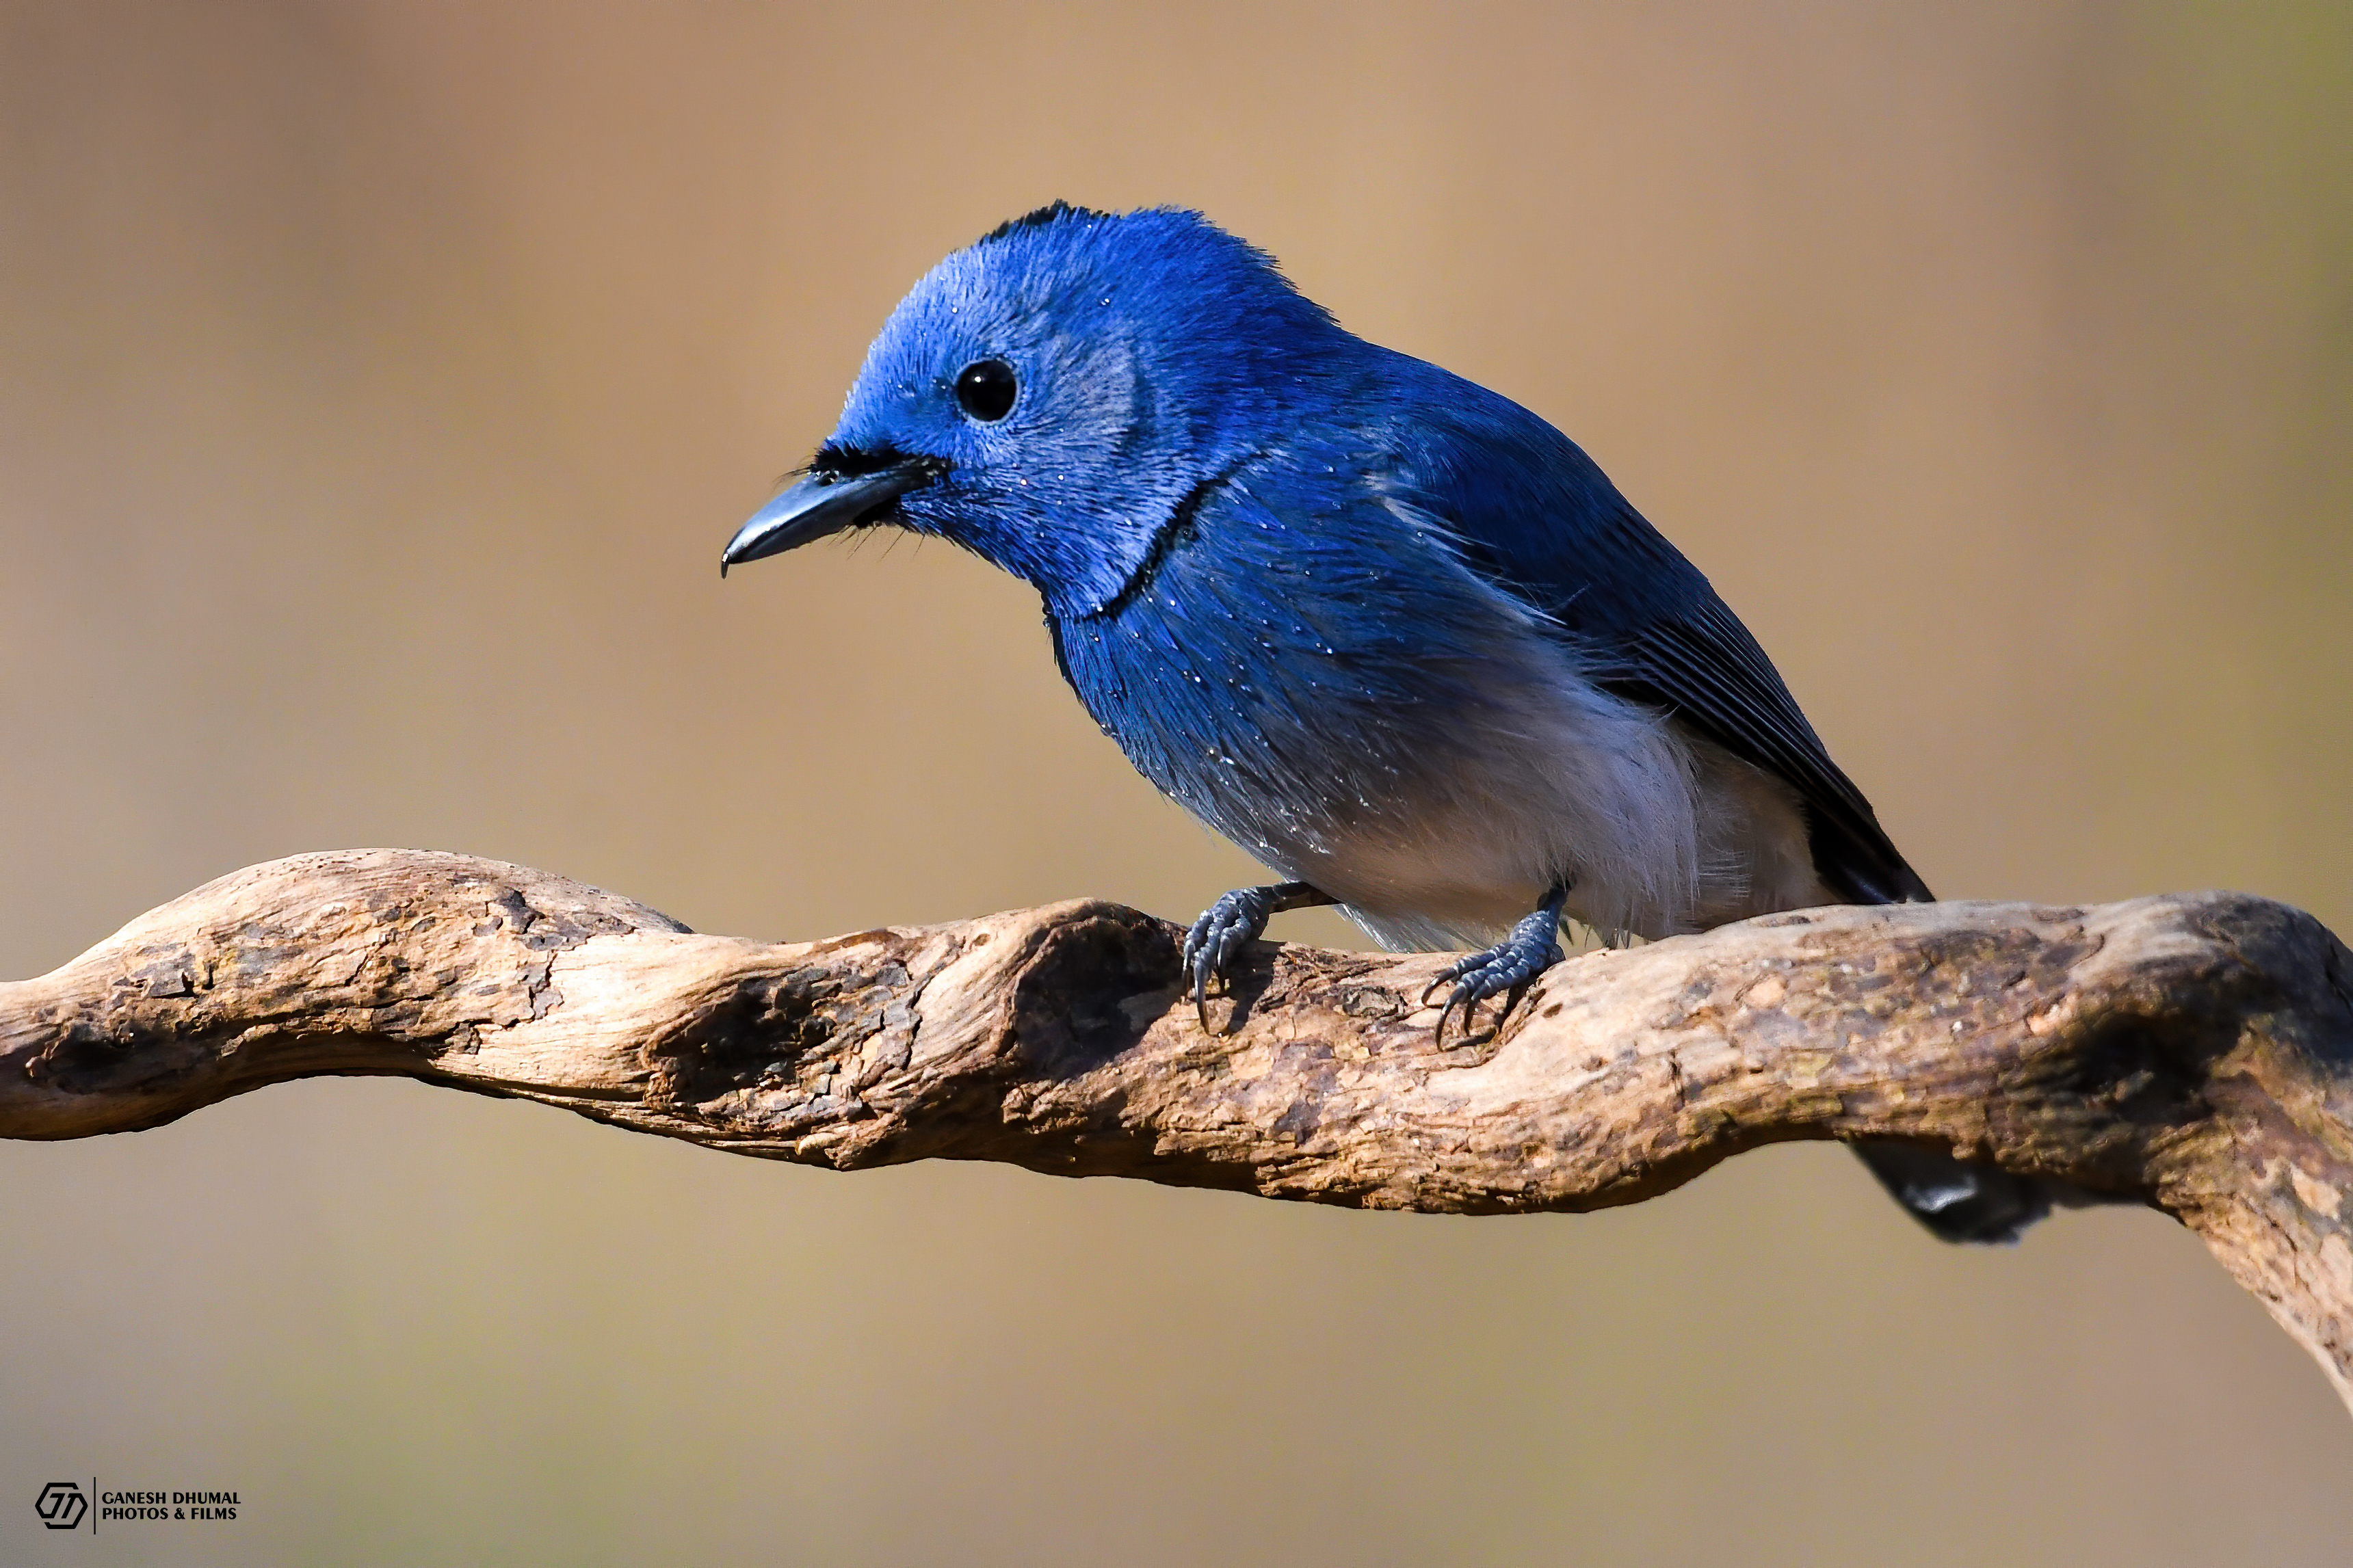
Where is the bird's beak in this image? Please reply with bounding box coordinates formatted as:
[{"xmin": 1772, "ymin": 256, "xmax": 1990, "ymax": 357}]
[{"xmin": 719, "ymin": 459, "xmax": 941, "ymax": 577}]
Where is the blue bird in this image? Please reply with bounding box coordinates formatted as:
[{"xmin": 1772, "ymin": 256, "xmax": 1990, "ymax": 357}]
[{"xmin": 723, "ymin": 202, "xmax": 2069, "ymax": 1243}]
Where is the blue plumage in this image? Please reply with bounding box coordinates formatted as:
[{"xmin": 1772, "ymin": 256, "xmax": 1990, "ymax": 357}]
[{"xmin": 722, "ymin": 202, "xmax": 2060, "ymax": 1242}]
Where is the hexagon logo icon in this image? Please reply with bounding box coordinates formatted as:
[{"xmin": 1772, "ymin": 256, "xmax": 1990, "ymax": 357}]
[{"xmin": 36, "ymin": 1481, "xmax": 88, "ymax": 1530}]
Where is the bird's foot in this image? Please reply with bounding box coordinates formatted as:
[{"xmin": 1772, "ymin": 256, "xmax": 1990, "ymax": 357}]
[
  {"xmin": 1421, "ymin": 885, "xmax": 1570, "ymax": 1048},
  {"xmin": 1183, "ymin": 881, "xmax": 1332, "ymax": 1035}
]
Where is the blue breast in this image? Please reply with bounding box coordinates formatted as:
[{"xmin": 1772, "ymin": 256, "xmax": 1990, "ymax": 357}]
[{"xmin": 1047, "ymin": 450, "xmax": 1562, "ymax": 870}]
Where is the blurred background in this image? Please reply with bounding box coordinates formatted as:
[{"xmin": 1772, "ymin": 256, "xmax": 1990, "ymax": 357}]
[{"xmin": 2, "ymin": 2, "xmax": 2348, "ymax": 1563}]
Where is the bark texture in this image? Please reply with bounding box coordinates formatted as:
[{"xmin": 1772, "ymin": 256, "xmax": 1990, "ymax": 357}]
[{"xmin": 4, "ymin": 850, "xmax": 2350, "ymax": 1409}]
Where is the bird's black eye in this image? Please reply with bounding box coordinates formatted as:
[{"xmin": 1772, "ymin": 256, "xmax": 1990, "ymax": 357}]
[{"xmin": 954, "ymin": 358, "xmax": 1018, "ymax": 422}]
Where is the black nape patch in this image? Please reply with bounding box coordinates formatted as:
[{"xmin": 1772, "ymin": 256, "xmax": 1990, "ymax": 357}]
[{"xmin": 978, "ymin": 200, "xmax": 1111, "ymax": 244}]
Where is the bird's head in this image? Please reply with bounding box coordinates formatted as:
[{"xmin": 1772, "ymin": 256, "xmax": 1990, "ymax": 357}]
[{"xmin": 721, "ymin": 203, "xmax": 1349, "ymax": 615}]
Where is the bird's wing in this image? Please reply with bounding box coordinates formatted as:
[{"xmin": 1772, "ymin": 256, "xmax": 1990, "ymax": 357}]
[
  {"xmin": 1587, "ymin": 589, "xmax": 1934, "ymax": 904},
  {"xmin": 1384, "ymin": 382, "xmax": 1933, "ymax": 905}
]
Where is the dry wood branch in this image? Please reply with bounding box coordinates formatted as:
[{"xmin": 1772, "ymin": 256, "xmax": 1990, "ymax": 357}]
[{"xmin": 5, "ymin": 849, "xmax": 2350, "ymax": 1409}]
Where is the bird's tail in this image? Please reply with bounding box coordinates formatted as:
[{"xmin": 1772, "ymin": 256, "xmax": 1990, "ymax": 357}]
[
  {"xmin": 1850, "ymin": 1140, "xmax": 2062, "ymax": 1245},
  {"xmin": 1826, "ymin": 869, "xmax": 2112, "ymax": 1243}
]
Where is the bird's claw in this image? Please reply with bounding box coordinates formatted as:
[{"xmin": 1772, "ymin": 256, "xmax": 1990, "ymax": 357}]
[
  {"xmin": 1183, "ymin": 886, "xmax": 1280, "ymax": 1035},
  {"xmin": 1424, "ymin": 908, "xmax": 1565, "ymax": 1049}
]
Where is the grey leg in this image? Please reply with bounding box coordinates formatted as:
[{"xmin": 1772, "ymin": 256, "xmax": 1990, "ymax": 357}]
[
  {"xmin": 1421, "ymin": 879, "xmax": 1572, "ymax": 1047},
  {"xmin": 1183, "ymin": 881, "xmax": 1335, "ymax": 1033}
]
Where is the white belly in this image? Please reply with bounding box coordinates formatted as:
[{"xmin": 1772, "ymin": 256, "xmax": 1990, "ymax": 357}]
[{"xmin": 1245, "ymin": 668, "xmax": 1829, "ymax": 951}]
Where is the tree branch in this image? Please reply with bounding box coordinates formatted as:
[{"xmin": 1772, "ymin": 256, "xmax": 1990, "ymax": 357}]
[{"xmin": 5, "ymin": 849, "xmax": 2350, "ymax": 1410}]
